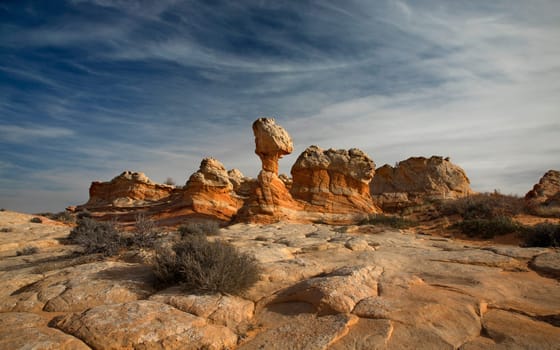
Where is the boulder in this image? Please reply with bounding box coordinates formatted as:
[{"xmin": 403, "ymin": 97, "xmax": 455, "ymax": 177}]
[{"xmin": 370, "ymin": 156, "xmax": 473, "ymax": 212}]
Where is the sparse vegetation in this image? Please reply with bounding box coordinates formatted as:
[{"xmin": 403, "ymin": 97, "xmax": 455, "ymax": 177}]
[
  {"xmin": 439, "ymin": 192, "xmax": 524, "ymax": 220},
  {"xmin": 16, "ymin": 246, "xmax": 39, "ymax": 256},
  {"xmin": 178, "ymin": 221, "xmax": 220, "ymax": 237},
  {"xmin": 530, "ymin": 205, "xmax": 560, "ymax": 219},
  {"xmin": 164, "ymin": 177, "xmax": 176, "ymax": 186},
  {"xmin": 360, "ymin": 214, "xmax": 416, "ymax": 229},
  {"xmin": 37, "ymin": 211, "xmax": 75, "ymax": 223},
  {"xmin": 30, "ymin": 217, "xmax": 43, "ymax": 223},
  {"xmin": 153, "ymin": 234, "xmax": 260, "ymax": 295},
  {"xmin": 69, "ymin": 218, "xmax": 123, "ymax": 256},
  {"xmin": 452, "ymin": 216, "xmax": 522, "ymax": 239},
  {"xmin": 129, "ymin": 213, "xmax": 161, "ymax": 249},
  {"xmin": 522, "ymin": 222, "xmax": 560, "ymax": 247}
]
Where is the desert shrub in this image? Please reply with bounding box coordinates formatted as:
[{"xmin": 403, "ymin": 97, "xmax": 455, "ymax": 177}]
[
  {"xmin": 69, "ymin": 218, "xmax": 123, "ymax": 256},
  {"xmin": 440, "ymin": 192, "xmax": 524, "ymax": 220},
  {"xmin": 530, "ymin": 205, "xmax": 560, "ymax": 219},
  {"xmin": 522, "ymin": 223, "xmax": 560, "ymax": 247},
  {"xmin": 30, "ymin": 217, "xmax": 42, "ymax": 224},
  {"xmin": 360, "ymin": 214, "xmax": 416, "ymax": 229},
  {"xmin": 178, "ymin": 221, "xmax": 220, "ymax": 237},
  {"xmin": 153, "ymin": 234, "xmax": 260, "ymax": 295},
  {"xmin": 129, "ymin": 213, "xmax": 160, "ymax": 249},
  {"xmin": 16, "ymin": 246, "xmax": 39, "ymax": 256},
  {"xmin": 76, "ymin": 210, "xmax": 92, "ymax": 219},
  {"xmin": 453, "ymin": 216, "xmax": 522, "ymax": 239}
]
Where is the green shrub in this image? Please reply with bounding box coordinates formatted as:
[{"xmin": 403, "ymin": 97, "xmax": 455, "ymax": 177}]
[
  {"xmin": 178, "ymin": 221, "xmax": 220, "ymax": 237},
  {"xmin": 440, "ymin": 192, "xmax": 524, "ymax": 220},
  {"xmin": 16, "ymin": 246, "xmax": 39, "ymax": 256},
  {"xmin": 69, "ymin": 218, "xmax": 123, "ymax": 256},
  {"xmin": 453, "ymin": 216, "xmax": 521, "ymax": 239},
  {"xmin": 30, "ymin": 217, "xmax": 43, "ymax": 224},
  {"xmin": 360, "ymin": 214, "xmax": 416, "ymax": 229},
  {"xmin": 522, "ymin": 223, "xmax": 560, "ymax": 247},
  {"xmin": 153, "ymin": 234, "xmax": 260, "ymax": 295},
  {"xmin": 129, "ymin": 213, "xmax": 160, "ymax": 249}
]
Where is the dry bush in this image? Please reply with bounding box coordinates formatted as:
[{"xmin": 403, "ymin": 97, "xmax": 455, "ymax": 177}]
[
  {"xmin": 129, "ymin": 213, "xmax": 161, "ymax": 249},
  {"xmin": 30, "ymin": 217, "xmax": 43, "ymax": 224},
  {"xmin": 360, "ymin": 214, "xmax": 416, "ymax": 229},
  {"xmin": 178, "ymin": 221, "xmax": 220, "ymax": 237},
  {"xmin": 16, "ymin": 246, "xmax": 39, "ymax": 256},
  {"xmin": 153, "ymin": 234, "xmax": 260, "ymax": 295},
  {"xmin": 522, "ymin": 223, "xmax": 560, "ymax": 247},
  {"xmin": 439, "ymin": 192, "xmax": 524, "ymax": 220},
  {"xmin": 452, "ymin": 216, "xmax": 522, "ymax": 239},
  {"xmin": 69, "ymin": 218, "xmax": 123, "ymax": 256}
]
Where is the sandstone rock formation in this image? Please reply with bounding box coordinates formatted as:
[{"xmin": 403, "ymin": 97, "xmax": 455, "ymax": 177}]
[
  {"xmin": 526, "ymin": 170, "xmax": 560, "ymax": 216},
  {"xmin": 370, "ymin": 156, "xmax": 473, "ymax": 212},
  {"xmin": 291, "ymin": 146, "xmax": 378, "ymax": 214},
  {"xmin": 182, "ymin": 158, "xmax": 243, "ymax": 220},
  {"xmin": 238, "ymin": 118, "xmax": 380, "ymax": 224},
  {"xmin": 82, "ymin": 171, "xmax": 174, "ymax": 209}
]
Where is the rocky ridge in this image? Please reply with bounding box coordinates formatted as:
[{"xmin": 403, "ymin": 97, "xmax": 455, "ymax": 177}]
[
  {"xmin": 526, "ymin": 170, "xmax": 560, "ymax": 216},
  {"xmin": 76, "ymin": 118, "xmax": 380, "ymax": 225}
]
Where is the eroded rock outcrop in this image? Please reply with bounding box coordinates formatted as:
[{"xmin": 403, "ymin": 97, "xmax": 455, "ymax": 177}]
[
  {"xmin": 82, "ymin": 171, "xmax": 174, "ymax": 209},
  {"xmin": 370, "ymin": 156, "xmax": 473, "ymax": 212},
  {"xmin": 291, "ymin": 146, "xmax": 379, "ymax": 215},
  {"xmin": 182, "ymin": 158, "xmax": 243, "ymax": 220},
  {"xmin": 526, "ymin": 170, "xmax": 560, "ymax": 216}
]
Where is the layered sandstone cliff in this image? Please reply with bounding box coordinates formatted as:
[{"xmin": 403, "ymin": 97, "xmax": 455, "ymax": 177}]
[{"xmin": 370, "ymin": 156, "xmax": 473, "ymax": 212}]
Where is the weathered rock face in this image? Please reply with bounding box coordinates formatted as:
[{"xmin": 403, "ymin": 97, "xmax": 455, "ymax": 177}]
[
  {"xmin": 526, "ymin": 170, "xmax": 560, "ymax": 208},
  {"xmin": 182, "ymin": 158, "xmax": 243, "ymax": 220},
  {"xmin": 291, "ymin": 146, "xmax": 379, "ymax": 215},
  {"xmin": 82, "ymin": 171, "xmax": 174, "ymax": 208},
  {"xmin": 253, "ymin": 117, "xmax": 293, "ymax": 174},
  {"xmin": 370, "ymin": 156, "xmax": 473, "ymax": 212}
]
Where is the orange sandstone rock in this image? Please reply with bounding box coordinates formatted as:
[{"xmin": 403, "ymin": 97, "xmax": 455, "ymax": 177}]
[{"xmin": 370, "ymin": 156, "xmax": 473, "ymax": 212}]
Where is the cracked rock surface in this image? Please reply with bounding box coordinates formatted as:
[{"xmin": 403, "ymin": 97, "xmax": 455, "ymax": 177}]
[{"xmin": 1, "ymin": 211, "xmax": 559, "ymax": 349}]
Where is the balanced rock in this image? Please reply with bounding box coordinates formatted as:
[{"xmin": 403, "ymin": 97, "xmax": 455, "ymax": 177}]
[
  {"xmin": 253, "ymin": 117, "xmax": 293, "ymax": 174},
  {"xmin": 291, "ymin": 146, "xmax": 379, "ymax": 215},
  {"xmin": 370, "ymin": 156, "xmax": 473, "ymax": 212},
  {"xmin": 525, "ymin": 170, "xmax": 560, "ymax": 214},
  {"xmin": 81, "ymin": 171, "xmax": 174, "ymax": 209}
]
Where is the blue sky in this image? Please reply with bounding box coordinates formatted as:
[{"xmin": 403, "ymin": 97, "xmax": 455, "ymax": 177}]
[{"xmin": 1, "ymin": 0, "xmax": 559, "ymax": 213}]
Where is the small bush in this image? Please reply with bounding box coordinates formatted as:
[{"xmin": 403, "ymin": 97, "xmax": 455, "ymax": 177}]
[
  {"xmin": 522, "ymin": 223, "xmax": 560, "ymax": 247},
  {"xmin": 453, "ymin": 216, "xmax": 521, "ymax": 239},
  {"xmin": 30, "ymin": 217, "xmax": 43, "ymax": 224},
  {"xmin": 153, "ymin": 234, "xmax": 260, "ymax": 295},
  {"xmin": 16, "ymin": 246, "xmax": 39, "ymax": 256},
  {"xmin": 178, "ymin": 221, "xmax": 220, "ymax": 237},
  {"xmin": 129, "ymin": 213, "xmax": 160, "ymax": 249},
  {"xmin": 69, "ymin": 218, "xmax": 123, "ymax": 256},
  {"xmin": 360, "ymin": 214, "xmax": 416, "ymax": 229},
  {"xmin": 440, "ymin": 192, "xmax": 524, "ymax": 220}
]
